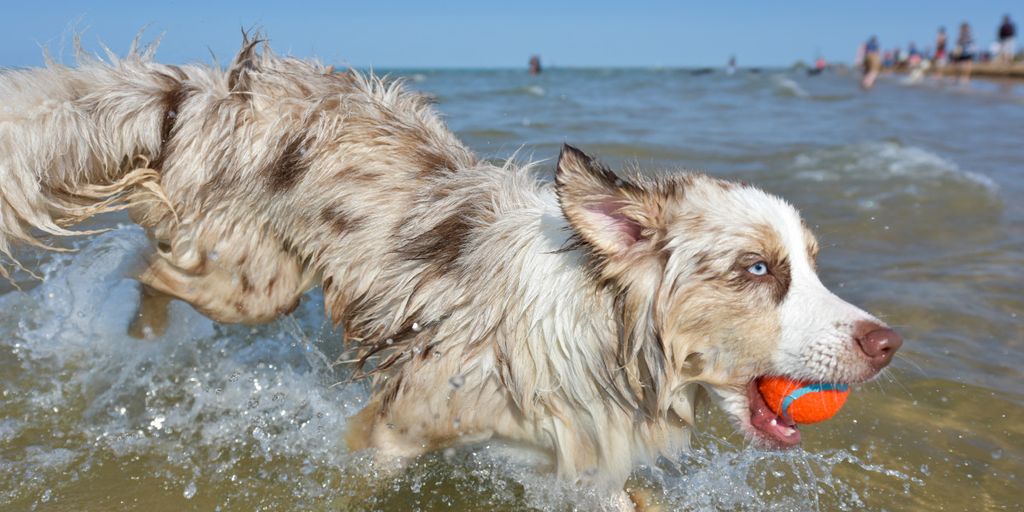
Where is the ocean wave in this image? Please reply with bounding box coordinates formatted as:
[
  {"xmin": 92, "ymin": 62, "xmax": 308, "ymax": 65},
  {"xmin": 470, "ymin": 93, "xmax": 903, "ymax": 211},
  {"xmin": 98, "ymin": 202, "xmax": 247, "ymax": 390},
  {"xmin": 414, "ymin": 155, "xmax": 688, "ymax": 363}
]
[
  {"xmin": 772, "ymin": 75, "xmax": 810, "ymax": 98},
  {"xmin": 793, "ymin": 142, "xmax": 997, "ymax": 190}
]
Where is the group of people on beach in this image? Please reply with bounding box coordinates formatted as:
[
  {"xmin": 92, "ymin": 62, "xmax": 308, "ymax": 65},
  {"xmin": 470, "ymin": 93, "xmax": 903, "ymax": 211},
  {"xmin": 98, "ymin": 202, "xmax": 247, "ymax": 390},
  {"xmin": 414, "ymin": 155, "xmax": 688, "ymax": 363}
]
[{"xmin": 858, "ymin": 14, "xmax": 1017, "ymax": 89}]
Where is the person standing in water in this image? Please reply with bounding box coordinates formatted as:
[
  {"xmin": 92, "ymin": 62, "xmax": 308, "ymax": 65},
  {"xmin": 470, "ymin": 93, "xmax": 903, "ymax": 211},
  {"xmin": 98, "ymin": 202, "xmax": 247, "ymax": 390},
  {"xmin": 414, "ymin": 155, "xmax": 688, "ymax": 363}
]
[
  {"xmin": 861, "ymin": 36, "xmax": 882, "ymax": 89},
  {"xmin": 529, "ymin": 55, "xmax": 542, "ymax": 75},
  {"xmin": 933, "ymin": 27, "xmax": 948, "ymax": 79},
  {"xmin": 952, "ymin": 22, "xmax": 975, "ymax": 84}
]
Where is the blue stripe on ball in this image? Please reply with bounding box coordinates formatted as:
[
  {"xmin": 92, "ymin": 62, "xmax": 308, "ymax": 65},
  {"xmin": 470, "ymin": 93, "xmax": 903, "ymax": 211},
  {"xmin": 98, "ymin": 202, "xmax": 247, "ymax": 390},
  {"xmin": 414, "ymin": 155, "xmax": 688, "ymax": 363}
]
[{"xmin": 781, "ymin": 383, "xmax": 850, "ymax": 419}]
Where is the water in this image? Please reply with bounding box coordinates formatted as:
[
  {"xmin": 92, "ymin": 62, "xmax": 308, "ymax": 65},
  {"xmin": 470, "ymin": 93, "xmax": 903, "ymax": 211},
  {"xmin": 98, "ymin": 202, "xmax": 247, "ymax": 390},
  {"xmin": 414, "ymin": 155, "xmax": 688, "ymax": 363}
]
[{"xmin": 2, "ymin": 69, "xmax": 1022, "ymax": 510}]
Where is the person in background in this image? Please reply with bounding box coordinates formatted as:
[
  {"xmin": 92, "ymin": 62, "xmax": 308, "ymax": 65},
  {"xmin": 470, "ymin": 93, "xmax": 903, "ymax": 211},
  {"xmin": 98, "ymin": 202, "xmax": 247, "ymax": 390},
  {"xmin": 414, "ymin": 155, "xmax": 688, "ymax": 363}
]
[
  {"xmin": 907, "ymin": 42, "xmax": 930, "ymax": 82},
  {"xmin": 998, "ymin": 15, "xmax": 1016, "ymax": 64},
  {"xmin": 953, "ymin": 22, "xmax": 975, "ymax": 83},
  {"xmin": 908, "ymin": 42, "xmax": 922, "ymax": 67},
  {"xmin": 529, "ymin": 55, "xmax": 542, "ymax": 75},
  {"xmin": 862, "ymin": 36, "xmax": 882, "ymax": 89},
  {"xmin": 933, "ymin": 26, "xmax": 949, "ymax": 79}
]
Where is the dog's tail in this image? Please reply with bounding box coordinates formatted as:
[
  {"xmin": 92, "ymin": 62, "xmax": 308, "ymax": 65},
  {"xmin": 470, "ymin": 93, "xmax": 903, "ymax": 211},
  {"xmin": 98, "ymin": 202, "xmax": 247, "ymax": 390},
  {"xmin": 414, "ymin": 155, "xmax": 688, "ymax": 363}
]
[{"xmin": 0, "ymin": 37, "xmax": 178, "ymax": 280}]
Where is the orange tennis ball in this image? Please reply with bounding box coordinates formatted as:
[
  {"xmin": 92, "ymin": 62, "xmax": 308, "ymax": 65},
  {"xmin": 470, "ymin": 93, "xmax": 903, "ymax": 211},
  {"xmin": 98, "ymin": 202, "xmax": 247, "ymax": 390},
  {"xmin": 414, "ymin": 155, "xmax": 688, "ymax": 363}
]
[{"xmin": 757, "ymin": 376, "xmax": 850, "ymax": 424}]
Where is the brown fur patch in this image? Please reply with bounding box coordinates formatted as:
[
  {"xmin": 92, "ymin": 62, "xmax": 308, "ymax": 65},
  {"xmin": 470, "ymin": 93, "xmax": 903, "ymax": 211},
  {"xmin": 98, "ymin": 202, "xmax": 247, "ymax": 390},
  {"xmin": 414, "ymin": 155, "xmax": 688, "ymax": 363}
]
[
  {"xmin": 320, "ymin": 206, "xmax": 363, "ymax": 235},
  {"xmin": 400, "ymin": 207, "xmax": 473, "ymax": 275},
  {"xmin": 771, "ymin": 258, "xmax": 792, "ymax": 303},
  {"xmin": 240, "ymin": 273, "xmax": 253, "ymax": 293},
  {"xmin": 266, "ymin": 136, "xmax": 308, "ymax": 191},
  {"xmin": 151, "ymin": 80, "xmax": 189, "ymax": 170},
  {"xmin": 413, "ymin": 144, "xmax": 460, "ymax": 177}
]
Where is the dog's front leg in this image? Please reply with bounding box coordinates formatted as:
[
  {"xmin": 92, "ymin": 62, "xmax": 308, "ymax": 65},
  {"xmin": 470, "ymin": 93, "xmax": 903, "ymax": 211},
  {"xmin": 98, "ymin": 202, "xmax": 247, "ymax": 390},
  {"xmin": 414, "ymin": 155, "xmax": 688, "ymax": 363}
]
[
  {"xmin": 128, "ymin": 284, "xmax": 173, "ymax": 338},
  {"xmin": 624, "ymin": 484, "xmax": 665, "ymax": 512}
]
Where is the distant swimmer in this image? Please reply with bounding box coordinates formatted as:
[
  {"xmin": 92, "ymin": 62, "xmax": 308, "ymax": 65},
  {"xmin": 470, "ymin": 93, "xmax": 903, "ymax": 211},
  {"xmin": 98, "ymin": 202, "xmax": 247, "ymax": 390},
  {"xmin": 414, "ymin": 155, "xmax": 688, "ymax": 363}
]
[
  {"xmin": 727, "ymin": 55, "xmax": 737, "ymax": 75},
  {"xmin": 529, "ymin": 55, "xmax": 542, "ymax": 75},
  {"xmin": 808, "ymin": 56, "xmax": 826, "ymax": 75},
  {"xmin": 861, "ymin": 36, "xmax": 882, "ymax": 89}
]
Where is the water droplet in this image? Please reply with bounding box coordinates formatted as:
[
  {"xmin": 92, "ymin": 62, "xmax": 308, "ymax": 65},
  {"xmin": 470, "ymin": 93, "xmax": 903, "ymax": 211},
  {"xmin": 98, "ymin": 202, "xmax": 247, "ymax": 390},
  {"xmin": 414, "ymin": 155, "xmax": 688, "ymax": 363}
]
[
  {"xmin": 40, "ymin": 489, "xmax": 52, "ymax": 502},
  {"xmin": 385, "ymin": 338, "xmax": 394, "ymax": 345},
  {"xmin": 449, "ymin": 375, "xmax": 465, "ymax": 389},
  {"xmin": 411, "ymin": 322, "xmax": 422, "ymax": 332},
  {"xmin": 149, "ymin": 415, "xmax": 166, "ymax": 430},
  {"xmin": 991, "ymin": 449, "xmax": 1003, "ymax": 460},
  {"xmin": 183, "ymin": 481, "xmax": 197, "ymax": 499}
]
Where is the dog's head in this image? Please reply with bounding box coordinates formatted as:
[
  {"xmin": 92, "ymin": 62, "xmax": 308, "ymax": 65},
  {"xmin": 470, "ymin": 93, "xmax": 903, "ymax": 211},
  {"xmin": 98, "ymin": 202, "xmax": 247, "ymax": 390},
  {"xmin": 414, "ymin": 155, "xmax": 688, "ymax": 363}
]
[{"xmin": 555, "ymin": 145, "xmax": 901, "ymax": 448}]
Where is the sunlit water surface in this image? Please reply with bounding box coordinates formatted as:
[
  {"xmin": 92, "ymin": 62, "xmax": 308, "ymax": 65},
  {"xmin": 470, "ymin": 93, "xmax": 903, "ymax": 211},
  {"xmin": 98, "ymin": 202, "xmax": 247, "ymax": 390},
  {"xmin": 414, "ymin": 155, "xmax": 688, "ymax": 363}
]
[{"xmin": 1, "ymin": 69, "xmax": 1022, "ymax": 511}]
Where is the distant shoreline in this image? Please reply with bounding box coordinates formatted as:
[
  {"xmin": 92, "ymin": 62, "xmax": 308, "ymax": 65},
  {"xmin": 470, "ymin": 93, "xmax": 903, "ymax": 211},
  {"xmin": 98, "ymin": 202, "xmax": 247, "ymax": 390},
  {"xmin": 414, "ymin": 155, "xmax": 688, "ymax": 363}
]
[{"xmin": 888, "ymin": 62, "xmax": 1024, "ymax": 82}]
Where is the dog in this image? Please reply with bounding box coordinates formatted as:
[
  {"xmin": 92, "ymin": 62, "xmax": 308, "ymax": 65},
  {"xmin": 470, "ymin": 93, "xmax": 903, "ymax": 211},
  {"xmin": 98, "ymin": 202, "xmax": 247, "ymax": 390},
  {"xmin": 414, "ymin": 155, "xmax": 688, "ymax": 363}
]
[{"xmin": 0, "ymin": 34, "xmax": 901, "ymax": 509}]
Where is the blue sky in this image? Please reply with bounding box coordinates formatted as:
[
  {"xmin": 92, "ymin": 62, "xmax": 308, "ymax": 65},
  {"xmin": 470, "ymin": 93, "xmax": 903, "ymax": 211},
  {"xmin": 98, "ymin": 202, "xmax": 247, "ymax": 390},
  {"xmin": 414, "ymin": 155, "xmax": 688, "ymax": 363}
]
[{"xmin": 0, "ymin": 1, "xmax": 1018, "ymax": 68}]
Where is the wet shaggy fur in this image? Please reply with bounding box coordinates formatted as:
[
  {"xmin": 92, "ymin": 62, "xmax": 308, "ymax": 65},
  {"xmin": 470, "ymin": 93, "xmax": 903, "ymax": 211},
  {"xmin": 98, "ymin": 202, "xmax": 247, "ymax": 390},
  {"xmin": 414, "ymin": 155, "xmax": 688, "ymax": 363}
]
[{"xmin": 1, "ymin": 35, "xmax": 895, "ymax": 508}]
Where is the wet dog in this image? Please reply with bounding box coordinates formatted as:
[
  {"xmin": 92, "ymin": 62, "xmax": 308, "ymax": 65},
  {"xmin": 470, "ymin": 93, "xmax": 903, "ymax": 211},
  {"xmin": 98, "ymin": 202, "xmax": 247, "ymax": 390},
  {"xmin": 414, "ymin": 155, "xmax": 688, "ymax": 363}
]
[{"xmin": 0, "ymin": 35, "xmax": 901, "ymax": 509}]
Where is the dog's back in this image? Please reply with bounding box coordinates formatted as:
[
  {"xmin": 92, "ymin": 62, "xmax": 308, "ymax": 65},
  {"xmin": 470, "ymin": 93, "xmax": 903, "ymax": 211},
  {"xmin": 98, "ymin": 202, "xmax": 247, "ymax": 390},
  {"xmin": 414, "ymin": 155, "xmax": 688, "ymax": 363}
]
[{"xmin": 0, "ymin": 36, "xmax": 487, "ymax": 330}]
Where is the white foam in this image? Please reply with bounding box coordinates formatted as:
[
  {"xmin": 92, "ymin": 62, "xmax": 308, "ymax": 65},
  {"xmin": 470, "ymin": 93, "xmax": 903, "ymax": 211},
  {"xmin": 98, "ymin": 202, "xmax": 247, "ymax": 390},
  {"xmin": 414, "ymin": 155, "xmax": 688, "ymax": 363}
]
[
  {"xmin": 793, "ymin": 142, "xmax": 998, "ymax": 192},
  {"xmin": 772, "ymin": 75, "xmax": 810, "ymax": 98},
  {"xmin": 524, "ymin": 85, "xmax": 545, "ymax": 97}
]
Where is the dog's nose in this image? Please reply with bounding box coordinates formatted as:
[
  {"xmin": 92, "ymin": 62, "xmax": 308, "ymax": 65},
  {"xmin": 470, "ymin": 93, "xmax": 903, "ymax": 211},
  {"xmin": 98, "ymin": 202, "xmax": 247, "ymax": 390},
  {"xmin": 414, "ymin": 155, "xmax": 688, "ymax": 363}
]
[{"xmin": 853, "ymin": 321, "xmax": 902, "ymax": 369}]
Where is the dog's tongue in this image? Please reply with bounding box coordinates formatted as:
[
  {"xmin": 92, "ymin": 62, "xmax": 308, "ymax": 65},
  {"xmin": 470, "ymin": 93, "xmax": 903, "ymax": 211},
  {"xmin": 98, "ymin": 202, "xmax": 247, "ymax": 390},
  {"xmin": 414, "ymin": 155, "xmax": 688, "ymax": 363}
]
[{"xmin": 747, "ymin": 380, "xmax": 801, "ymax": 447}]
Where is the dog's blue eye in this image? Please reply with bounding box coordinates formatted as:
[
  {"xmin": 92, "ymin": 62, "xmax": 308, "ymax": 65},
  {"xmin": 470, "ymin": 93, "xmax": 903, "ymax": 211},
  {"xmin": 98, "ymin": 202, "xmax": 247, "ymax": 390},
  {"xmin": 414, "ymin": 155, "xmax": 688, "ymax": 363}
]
[{"xmin": 747, "ymin": 262, "xmax": 769, "ymax": 276}]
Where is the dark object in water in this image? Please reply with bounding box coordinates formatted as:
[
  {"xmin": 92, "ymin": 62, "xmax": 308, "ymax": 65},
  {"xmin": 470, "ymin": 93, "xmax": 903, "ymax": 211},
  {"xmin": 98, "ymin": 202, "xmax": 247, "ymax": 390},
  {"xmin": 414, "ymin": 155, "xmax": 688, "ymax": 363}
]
[
  {"xmin": 529, "ymin": 55, "xmax": 542, "ymax": 75},
  {"xmin": 749, "ymin": 68, "xmax": 762, "ymax": 74},
  {"xmin": 807, "ymin": 68, "xmax": 823, "ymax": 76},
  {"xmin": 691, "ymin": 68, "xmax": 715, "ymax": 75}
]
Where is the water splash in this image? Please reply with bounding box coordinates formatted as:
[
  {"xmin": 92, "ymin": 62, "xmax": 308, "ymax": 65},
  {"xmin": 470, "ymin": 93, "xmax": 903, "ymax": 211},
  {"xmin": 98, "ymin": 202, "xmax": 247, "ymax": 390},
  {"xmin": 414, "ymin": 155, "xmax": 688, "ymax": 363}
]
[{"xmin": 0, "ymin": 226, "xmax": 923, "ymax": 510}]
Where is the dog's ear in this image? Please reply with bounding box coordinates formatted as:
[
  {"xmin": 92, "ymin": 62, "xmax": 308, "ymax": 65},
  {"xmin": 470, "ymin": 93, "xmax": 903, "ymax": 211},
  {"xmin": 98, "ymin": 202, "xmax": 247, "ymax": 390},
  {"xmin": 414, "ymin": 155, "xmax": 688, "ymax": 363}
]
[{"xmin": 555, "ymin": 144, "xmax": 664, "ymax": 258}]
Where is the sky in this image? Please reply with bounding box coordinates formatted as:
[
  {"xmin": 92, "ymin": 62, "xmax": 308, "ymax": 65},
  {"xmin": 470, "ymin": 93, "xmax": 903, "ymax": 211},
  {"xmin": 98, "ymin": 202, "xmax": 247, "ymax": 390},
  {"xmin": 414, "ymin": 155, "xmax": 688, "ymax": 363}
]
[{"xmin": 0, "ymin": 1, "xmax": 1018, "ymax": 69}]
